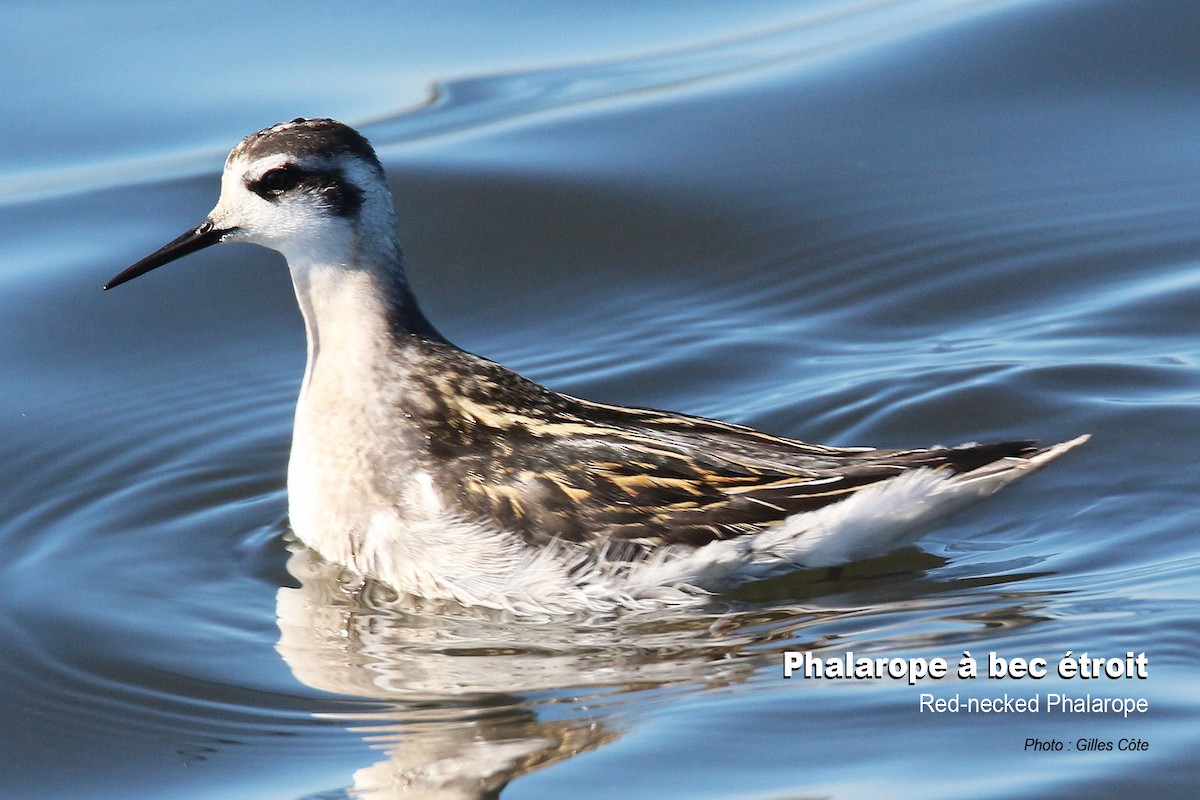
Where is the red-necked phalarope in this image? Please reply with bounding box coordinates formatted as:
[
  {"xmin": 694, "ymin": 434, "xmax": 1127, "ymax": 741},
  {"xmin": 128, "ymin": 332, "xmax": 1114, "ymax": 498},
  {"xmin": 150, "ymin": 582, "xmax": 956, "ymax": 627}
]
[{"xmin": 105, "ymin": 118, "xmax": 1087, "ymax": 615}]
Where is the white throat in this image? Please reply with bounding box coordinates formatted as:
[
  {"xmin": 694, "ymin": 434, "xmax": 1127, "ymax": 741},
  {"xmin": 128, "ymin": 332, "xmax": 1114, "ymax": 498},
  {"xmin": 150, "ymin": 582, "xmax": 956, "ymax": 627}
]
[{"xmin": 285, "ymin": 230, "xmax": 406, "ymax": 396}]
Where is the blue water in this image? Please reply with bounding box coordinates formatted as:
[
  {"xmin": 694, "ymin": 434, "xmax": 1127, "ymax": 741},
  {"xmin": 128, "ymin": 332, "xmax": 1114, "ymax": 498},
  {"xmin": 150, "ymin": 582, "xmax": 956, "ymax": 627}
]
[{"xmin": 2, "ymin": 1, "xmax": 1198, "ymax": 797}]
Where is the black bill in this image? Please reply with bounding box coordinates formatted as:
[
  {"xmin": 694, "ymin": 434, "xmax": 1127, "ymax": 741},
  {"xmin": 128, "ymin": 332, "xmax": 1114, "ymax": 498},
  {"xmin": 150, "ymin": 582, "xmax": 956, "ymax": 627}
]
[{"xmin": 103, "ymin": 220, "xmax": 232, "ymax": 291}]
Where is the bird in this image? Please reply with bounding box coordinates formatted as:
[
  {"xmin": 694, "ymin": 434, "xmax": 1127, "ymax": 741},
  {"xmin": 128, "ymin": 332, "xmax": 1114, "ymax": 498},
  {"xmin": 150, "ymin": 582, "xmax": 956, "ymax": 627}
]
[{"xmin": 105, "ymin": 118, "xmax": 1087, "ymax": 615}]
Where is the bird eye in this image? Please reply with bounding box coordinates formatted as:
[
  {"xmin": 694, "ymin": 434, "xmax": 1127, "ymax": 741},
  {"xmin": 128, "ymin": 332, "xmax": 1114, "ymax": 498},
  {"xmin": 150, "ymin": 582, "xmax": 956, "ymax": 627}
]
[{"xmin": 259, "ymin": 167, "xmax": 294, "ymax": 195}]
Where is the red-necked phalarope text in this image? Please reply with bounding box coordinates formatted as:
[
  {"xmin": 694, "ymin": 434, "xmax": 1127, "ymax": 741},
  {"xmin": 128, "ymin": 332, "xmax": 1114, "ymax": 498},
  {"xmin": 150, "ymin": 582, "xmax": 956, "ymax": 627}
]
[{"xmin": 106, "ymin": 118, "xmax": 1088, "ymax": 615}]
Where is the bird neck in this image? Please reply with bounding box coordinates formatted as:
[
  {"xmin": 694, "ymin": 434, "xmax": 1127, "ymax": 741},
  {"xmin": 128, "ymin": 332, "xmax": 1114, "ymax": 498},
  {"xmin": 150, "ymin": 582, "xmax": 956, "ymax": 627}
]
[{"xmin": 287, "ymin": 234, "xmax": 446, "ymax": 398}]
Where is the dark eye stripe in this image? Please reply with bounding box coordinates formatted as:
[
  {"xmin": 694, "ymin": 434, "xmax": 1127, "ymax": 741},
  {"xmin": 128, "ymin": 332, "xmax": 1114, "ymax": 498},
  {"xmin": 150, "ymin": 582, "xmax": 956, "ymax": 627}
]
[
  {"xmin": 246, "ymin": 165, "xmax": 363, "ymax": 217},
  {"xmin": 246, "ymin": 165, "xmax": 299, "ymax": 198}
]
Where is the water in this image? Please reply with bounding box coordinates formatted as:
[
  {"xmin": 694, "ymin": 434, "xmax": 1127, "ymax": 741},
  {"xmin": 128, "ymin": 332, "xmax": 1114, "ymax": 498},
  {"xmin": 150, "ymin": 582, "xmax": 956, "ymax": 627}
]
[{"xmin": 2, "ymin": 1, "xmax": 1198, "ymax": 797}]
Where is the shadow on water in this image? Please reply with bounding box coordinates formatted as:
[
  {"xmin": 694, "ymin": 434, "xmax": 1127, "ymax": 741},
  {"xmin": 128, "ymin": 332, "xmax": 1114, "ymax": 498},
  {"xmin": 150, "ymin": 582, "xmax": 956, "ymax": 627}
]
[{"xmin": 275, "ymin": 539, "xmax": 1058, "ymax": 797}]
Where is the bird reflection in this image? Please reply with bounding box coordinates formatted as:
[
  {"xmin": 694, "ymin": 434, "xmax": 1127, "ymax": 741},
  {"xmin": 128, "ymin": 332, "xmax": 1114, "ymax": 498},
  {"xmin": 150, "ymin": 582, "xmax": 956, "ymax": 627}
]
[{"xmin": 275, "ymin": 541, "xmax": 1056, "ymax": 797}]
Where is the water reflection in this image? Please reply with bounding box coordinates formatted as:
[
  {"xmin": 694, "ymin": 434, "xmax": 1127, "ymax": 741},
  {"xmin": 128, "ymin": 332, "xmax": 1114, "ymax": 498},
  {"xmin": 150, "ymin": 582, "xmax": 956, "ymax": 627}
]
[
  {"xmin": 277, "ymin": 545, "xmax": 746, "ymax": 797},
  {"xmin": 276, "ymin": 541, "xmax": 1057, "ymax": 797}
]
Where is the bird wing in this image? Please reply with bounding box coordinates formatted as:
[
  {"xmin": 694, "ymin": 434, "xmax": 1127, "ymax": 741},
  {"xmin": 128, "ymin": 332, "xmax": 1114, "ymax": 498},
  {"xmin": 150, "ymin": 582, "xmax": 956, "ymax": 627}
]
[{"xmin": 449, "ymin": 388, "xmax": 1037, "ymax": 550}]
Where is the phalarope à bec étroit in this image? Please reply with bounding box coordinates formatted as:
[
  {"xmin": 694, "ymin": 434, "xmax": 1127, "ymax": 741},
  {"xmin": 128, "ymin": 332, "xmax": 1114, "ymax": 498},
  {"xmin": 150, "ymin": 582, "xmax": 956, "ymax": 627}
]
[{"xmin": 106, "ymin": 118, "xmax": 1087, "ymax": 614}]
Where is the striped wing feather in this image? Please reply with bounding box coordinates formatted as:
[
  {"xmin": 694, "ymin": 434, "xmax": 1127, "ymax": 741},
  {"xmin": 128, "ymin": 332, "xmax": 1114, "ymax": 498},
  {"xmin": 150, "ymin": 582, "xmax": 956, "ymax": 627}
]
[{"xmin": 453, "ymin": 392, "xmax": 1037, "ymax": 549}]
